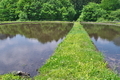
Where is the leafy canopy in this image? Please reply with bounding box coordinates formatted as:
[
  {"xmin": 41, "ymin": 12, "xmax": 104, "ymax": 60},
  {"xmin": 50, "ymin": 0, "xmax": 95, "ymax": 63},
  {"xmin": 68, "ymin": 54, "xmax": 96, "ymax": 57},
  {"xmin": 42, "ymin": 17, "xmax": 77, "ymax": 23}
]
[{"xmin": 78, "ymin": 2, "xmax": 107, "ymax": 21}]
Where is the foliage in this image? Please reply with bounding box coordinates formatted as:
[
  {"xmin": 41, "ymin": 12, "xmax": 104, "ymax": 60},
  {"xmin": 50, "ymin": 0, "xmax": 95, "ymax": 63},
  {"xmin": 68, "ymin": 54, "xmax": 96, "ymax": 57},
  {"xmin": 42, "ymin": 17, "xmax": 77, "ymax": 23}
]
[
  {"xmin": 71, "ymin": 0, "xmax": 101, "ymax": 10},
  {"xmin": 0, "ymin": 0, "xmax": 18, "ymax": 21},
  {"xmin": 18, "ymin": 12, "xmax": 28, "ymax": 21},
  {"xmin": 77, "ymin": 2, "xmax": 107, "ymax": 21},
  {"xmin": 40, "ymin": 0, "xmax": 76, "ymax": 21},
  {"xmin": 75, "ymin": 0, "xmax": 120, "ymax": 22},
  {"xmin": 0, "ymin": 0, "xmax": 120, "ymax": 21},
  {"xmin": 40, "ymin": 3, "xmax": 56, "ymax": 20},
  {"xmin": 17, "ymin": 0, "xmax": 42, "ymax": 21},
  {"xmin": 70, "ymin": 0, "xmax": 101, "ymax": 20},
  {"xmin": 100, "ymin": 0, "xmax": 120, "ymax": 10},
  {"xmin": 0, "ymin": 0, "xmax": 76, "ymax": 21},
  {"xmin": 108, "ymin": 9, "xmax": 120, "ymax": 21}
]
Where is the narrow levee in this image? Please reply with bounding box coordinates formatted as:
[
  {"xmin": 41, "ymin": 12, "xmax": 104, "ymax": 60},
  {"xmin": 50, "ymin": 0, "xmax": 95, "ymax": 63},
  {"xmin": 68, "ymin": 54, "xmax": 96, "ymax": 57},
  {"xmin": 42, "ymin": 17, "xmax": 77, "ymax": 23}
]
[{"xmin": 34, "ymin": 22, "xmax": 120, "ymax": 80}]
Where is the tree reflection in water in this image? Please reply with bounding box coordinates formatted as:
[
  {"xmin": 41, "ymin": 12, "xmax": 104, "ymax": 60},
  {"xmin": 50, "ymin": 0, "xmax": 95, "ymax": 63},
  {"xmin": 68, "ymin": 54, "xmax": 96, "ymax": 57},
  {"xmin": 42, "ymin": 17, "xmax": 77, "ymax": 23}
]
[
  {"xmin": 82, "ymin": 23, "xmax": 120, "ymax": 74},
  {"xmin": 0, "ymin": 22, "xmax": 73, "ymax": 77}
]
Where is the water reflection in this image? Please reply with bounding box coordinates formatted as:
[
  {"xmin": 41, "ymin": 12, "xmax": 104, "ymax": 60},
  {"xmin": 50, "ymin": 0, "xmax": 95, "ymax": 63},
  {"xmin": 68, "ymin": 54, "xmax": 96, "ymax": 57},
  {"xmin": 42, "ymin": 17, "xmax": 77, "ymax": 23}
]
[
  {"xmin": 0, "ymin": 22, "xmax": 73, "ymax": 43},
  {"xmin": 0, "ymin": 34, "xmax": 14, "ymax": 40},
  {"xmin": 82, "ymin": 23, "xmax": 120, "ymax": 74},
  {"xmin": 0, "ymin": 22, "xmax": 73, "ymax": 77}
]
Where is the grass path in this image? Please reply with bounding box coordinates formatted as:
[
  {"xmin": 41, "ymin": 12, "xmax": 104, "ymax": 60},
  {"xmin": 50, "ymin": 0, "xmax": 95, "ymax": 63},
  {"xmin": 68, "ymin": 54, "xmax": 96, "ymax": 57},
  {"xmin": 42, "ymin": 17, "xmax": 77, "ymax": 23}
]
[{"xmin": 35, "ymin": 22, "xmax": 120, "ymax": 80}]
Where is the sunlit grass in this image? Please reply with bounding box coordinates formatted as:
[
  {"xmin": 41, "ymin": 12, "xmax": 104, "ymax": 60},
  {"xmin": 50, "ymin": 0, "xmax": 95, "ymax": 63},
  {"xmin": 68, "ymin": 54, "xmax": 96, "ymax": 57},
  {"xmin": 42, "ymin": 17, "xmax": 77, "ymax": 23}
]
[
  {"xmin": 35, "ymin": 22, "xmax": 120, "ymax": 80},
  {"xmin": 0, "ymin": 74, "xmax": 31, "ymax": 80}
]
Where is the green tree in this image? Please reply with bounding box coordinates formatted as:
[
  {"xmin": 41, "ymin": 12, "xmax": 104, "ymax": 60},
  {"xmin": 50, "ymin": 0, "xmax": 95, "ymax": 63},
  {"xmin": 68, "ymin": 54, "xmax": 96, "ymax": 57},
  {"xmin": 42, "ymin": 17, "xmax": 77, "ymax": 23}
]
[
  {"xmin": 17, "ymin": 0, "xmax": 42, "ymax": 21},
  {"xmin": 70, "ymin": 0, "xmax": 101, "ymax": 11},
  {"xmin": 108, "ymin": 9, "xmax": 120, "ymax": 21},
  {"xmin": 0, "ymin": 0, "xmax": 18, "ymax": 21},
  {"xmin": 40, "ymin": 0, "xmax": 76, "ymax": 21},
  {"xmin": 101, "ymin": 0, "xmax": 120, "ymax": 10},
  {"xmin": 70, "ymin": 0, "xmax": 101, "ymax": 20},
  {"xmin": 0, "ymin": 0, "xmax": 76, "ymax": 21},
  {"xmin": 18, "ymin": 12, "xmax": 28, "ymax": 21},
  {"xmin": 78, "ymin": 2, "xmax": 107, "ymax": 21},
  {"xmin": 40, "ymin": 3, "xmax": 56, "ymax": 20}
]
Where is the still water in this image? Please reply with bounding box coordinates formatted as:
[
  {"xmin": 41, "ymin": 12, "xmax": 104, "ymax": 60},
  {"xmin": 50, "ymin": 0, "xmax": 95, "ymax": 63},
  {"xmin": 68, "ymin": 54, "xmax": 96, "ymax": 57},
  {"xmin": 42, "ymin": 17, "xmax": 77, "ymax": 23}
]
[
  {"xmin": 0, "ymin": 22, "xmax": 73, "ymax": 77},
  {"xmin": 82, "ymin": 22, "xmax": 120, "ymax": 74}
]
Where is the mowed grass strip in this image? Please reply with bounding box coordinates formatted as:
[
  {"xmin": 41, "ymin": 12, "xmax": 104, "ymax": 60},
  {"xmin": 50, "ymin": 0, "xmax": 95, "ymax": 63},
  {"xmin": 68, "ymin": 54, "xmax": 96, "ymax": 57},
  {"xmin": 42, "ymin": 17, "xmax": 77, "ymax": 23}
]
[{"xmin": 35, "ymin": 22, "xmax": 120, "ymax": 80}]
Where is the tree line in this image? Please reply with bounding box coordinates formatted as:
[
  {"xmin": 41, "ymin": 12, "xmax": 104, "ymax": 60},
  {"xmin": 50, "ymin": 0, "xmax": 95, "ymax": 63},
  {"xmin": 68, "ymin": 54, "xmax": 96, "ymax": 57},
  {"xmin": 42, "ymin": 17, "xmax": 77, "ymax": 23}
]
[
  {"xmin": 0, "ymin": 0, "xmax": 76, "ymax": 21},
  {"xmin": 1, "ymin": 0, "xmax": 119, "ymax": 21},
  {"xmin": 77, "ymin": 0, "xmax": 120, "ymax": 22}
]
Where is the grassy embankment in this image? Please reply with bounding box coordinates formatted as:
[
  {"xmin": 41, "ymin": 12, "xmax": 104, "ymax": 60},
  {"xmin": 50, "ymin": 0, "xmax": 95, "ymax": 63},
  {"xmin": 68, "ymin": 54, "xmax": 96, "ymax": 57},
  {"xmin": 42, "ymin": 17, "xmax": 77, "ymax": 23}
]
[
  {"xmin": 34, "ymin": 22, "xmax": 120, "ymax": 80},
  {"xmin": 0, "ymin": 21, "xmax": 72, "ymax": 24},
  {"xmin": 0, "ymin": 22, "xmax": 120, "ymax": 80}
]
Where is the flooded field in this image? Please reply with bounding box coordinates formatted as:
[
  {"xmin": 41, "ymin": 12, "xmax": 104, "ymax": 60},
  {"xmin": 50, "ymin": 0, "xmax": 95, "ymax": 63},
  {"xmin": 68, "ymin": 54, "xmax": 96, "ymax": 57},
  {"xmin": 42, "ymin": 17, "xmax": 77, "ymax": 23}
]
[
  {"xmin": 82, "ymin": 23, "xmax": 120, "ymax": 74},
  {"xmin": 0, "ymin": 22, "xmax": 73, "ymax": 77}
]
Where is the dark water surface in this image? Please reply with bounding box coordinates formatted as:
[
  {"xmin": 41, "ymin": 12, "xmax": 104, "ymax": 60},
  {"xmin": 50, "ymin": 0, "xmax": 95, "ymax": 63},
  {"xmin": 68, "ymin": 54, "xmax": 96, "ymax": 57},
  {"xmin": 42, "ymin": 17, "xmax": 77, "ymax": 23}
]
[
  {"xmin": 0, "ymin": 22, "xmax": 73, "ymax": 77},
  {"xmin": 82, "ymin": 23, "xmax": 120, "ymax": 74}
]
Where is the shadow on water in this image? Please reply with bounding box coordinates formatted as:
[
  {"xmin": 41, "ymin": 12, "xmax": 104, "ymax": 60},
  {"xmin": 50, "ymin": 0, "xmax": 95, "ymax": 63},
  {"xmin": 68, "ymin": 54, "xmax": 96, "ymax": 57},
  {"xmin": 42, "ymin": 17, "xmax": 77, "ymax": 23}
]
[
  {"xmin": 81, "ymin": 23, "xmax": 120, "ymax": 74},
  {"xmin": 0, "ymin": 22, "xmax": 73, "ymax": 77}
]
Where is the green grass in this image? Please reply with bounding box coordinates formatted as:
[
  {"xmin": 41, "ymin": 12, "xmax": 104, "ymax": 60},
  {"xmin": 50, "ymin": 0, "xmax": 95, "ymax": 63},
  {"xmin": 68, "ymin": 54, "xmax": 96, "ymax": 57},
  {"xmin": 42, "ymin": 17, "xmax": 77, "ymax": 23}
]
[
  {"xmin": 34, "ymin": 22, "xmax": 120, "ymax": 80},
  {"xmin": 0, "ymin": 74, "xmax": 31, "ymax": 80},
  {"xmin": 0, "ymin": 21, "xmax": 73, "ymax": 24},
  {"xmin": 0, "ymin": 22, "xmax": 120, "ymax": 80}
]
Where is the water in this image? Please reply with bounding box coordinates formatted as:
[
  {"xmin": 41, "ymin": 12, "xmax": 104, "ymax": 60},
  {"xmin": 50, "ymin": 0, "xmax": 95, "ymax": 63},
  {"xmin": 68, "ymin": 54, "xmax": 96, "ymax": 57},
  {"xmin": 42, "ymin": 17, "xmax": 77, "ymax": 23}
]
[
  {"xmin": 0, "ymin": 22, "xmax": 73, "ymax": 77},
  {"xmin": 82, "ymin": 23, "xmax": 120, "ymax": 74}
]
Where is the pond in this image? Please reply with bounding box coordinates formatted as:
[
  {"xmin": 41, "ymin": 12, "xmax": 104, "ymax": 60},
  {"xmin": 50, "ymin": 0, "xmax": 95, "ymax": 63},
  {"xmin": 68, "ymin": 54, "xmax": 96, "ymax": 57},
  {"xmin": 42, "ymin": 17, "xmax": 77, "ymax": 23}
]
[
  {"xmin": 81, "ymin": 22, "xmax": 120, "ymax": 74},
  {"xmin": 0, "ymin": 22, "xmax": 73, "ymax": 77}
]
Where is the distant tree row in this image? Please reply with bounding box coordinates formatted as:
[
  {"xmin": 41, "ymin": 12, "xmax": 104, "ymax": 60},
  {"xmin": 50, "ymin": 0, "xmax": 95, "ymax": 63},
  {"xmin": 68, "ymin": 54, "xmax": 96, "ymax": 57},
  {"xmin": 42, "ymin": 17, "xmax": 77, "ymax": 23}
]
[
  {"xmin": 0, "ymin": 0, "xmax": 76, "ymax": 21},
  {"xmin": 78, "ymin": 0, "xmax": 120, "ymax": 22},
  {"xmin": 0, "ymin": 0, "xmax": 102, "ymax": 21},
  {"xmin": 1, "ymin": 0, "xmax": 119, "ymax": 21},
  {"xmin": 70, "ymin": 0, "xmax": 101, "ymax": 20}
]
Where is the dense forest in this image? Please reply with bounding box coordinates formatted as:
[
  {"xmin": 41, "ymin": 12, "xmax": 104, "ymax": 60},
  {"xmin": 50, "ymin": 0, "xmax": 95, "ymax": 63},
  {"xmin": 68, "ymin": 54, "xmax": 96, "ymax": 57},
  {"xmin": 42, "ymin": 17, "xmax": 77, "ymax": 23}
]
[{"xmin": 0, "ymin": 0, "xmax": 119, "ymax": 21}]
